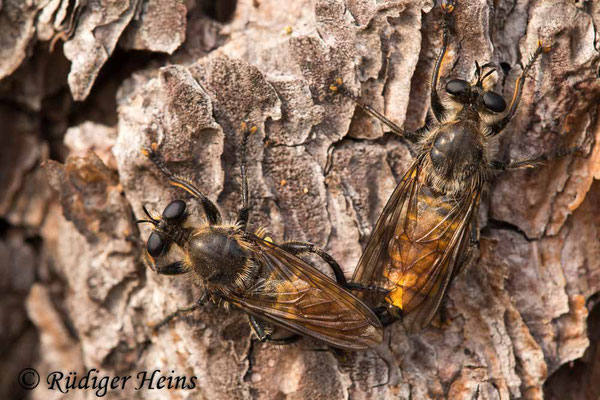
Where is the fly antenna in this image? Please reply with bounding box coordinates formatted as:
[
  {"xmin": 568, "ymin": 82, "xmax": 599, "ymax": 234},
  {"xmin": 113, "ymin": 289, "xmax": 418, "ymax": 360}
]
[
  {"xmin": 481, "ymin": 68, "xmax": 497, "ymax": 82},
  {"xmin": 138, "ymin": 205, "xmax": 159, "ymax": 225}
]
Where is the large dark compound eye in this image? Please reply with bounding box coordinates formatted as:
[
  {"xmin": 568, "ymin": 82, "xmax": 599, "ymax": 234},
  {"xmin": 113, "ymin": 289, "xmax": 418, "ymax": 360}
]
[
  {"xmin": 147, "ymin": 232, "xmax": 165, "ymax": 257},
  {"xmin": 162, "ymin": 200, "xmax": 186, "ymax": 220},
  {"xmin": 482, "ymin": 91, "xmax": 507, "ymax": 112},
  {"xmin": 445, "ymin": 79, "xmax": 470, "ymax": 96}
]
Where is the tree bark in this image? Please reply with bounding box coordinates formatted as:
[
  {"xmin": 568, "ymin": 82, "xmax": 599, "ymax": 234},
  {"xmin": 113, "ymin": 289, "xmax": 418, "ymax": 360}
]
[{"xmin": 1, "ymin": 0, "xmax": 600, "ymax": 399}]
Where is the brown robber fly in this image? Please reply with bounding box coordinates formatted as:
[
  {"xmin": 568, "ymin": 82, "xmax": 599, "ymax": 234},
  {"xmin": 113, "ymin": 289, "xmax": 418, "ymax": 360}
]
[
  {"xmin": 137, "ymin": 124, "xmax": 383, "ymax": 350},
  {"xmin": 331, "ymin": 0, "xmax": 587, "ymax": 333}
]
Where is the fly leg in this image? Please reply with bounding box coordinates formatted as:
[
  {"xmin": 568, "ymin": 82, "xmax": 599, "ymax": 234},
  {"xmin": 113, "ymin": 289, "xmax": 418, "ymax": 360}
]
[
  {"xmin": 142, "ymin": 143, "xmax": 222, "ymax": 225},
  {"xmin": 327, "ymin": 1, "xmax": 454, "ymax": 137},
  {"xmin": 489, "ymin": 41, "xmax": 550, "ymax": 135},
  {"xmin": 491, "ymin": 141, "xmax": 590, "ymax": 171},
  {"xmin": 248, "ymin": 315, "xmax": 301, "ymax": 345},
  {"xmin": 279, "ymin": 241, "xmax": 348, "ymax": 286},
  {"xmin": 373, "ymin": 304, "xmax": 402, "ymax": 327},
  {"xmin": 329, "ymin": 78, "xmax": 425, "ymax": 143},
  {"xmin": 343, "ymin": 283, "xmax": 401, "ymax": 327},
  {"xmin": 154, "ymin": 261, "xmax": 189, "ymax": 275},
  {"xmin": 430, "ymin": 0, "xmax": 455, "ymax": 122},
  {"xmin": 150, "ymin": 293, "xmax": 207, "ymax": 331},
  {"xmin": 151, "ymin": 304, "xmax": 200, "ymax": 331},
  {"xmin": 236, "ymin": 122, "xmax": 258, "ymax": 230}
]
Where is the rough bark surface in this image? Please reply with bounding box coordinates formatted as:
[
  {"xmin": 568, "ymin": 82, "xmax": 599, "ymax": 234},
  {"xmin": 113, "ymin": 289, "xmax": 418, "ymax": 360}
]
[{"xmin": 1, "ymin": 0, "xmax": 600, "ymax": 399}]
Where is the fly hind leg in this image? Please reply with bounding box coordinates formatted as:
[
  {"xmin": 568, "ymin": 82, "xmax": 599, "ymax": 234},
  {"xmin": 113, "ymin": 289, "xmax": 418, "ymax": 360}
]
[
  {"xmin": 280, "ymin": 241, "xmax": 348, "ymax": 286},
  {"xmin": 373, "ymin": 304, "xmax": 402, "ymax": 328},
  {"xmin": 285, "ymin": 245, "xmax": 405, "ymax": 326},
  {"xmin": 248, "ymin": 315, "xmax": 301, "ymax": 345},
  {"xmin": 258, "ymin": 241, "xmax": 353, "ymax": 345},
  {"xmin": 343, "ymin": 283, "xmax": 401, "ymax": 327}
]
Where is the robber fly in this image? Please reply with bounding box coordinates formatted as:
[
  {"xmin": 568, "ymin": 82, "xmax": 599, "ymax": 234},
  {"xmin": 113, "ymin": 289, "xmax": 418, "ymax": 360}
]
[
  {"xmin": 137, "ymin": 124, "xmax": 383, "ymax": 350},
  {"xmin": 330, "ymin": 0, "xmax": 587, "ymax": 333}
]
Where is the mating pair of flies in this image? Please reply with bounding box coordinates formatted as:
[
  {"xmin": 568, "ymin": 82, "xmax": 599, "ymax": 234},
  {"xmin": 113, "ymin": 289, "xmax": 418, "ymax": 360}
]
[{"xmin": 137, "ymin": 1, "xmax": 587, "ymax": 351}]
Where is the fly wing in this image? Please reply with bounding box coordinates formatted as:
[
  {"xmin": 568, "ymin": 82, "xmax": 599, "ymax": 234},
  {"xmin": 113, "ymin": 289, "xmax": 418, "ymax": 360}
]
[
  {"xmin": 394, "ymin": 186, "xmax": 478, "ymax": 333},
  {"xmin": 352, "ymin": 161, "xmax": 421, "ymax": 293},
  {"xmin": 228, "ymin": 238, "xmax": 383, "ymax": 350},
  {"xmin": 352, "ymin": 159, "xmax": 480, "ymax": 333}
]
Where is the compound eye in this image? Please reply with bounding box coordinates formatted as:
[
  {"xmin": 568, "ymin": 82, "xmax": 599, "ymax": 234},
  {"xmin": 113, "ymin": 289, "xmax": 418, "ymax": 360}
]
[
  {"xmin": 445, "ymin": 79, "xmax": 470, "ymax": 96},
  {"xmin": 482, "ymin": 91, "xmax": 507, "ymax": 113},
  {"xmin": 147, "ymin": 232, "xmax": 165, "ymax": 257},
  {"xmin": 162, "ymin": 200, "xmax": 186, "ymax": 220}
]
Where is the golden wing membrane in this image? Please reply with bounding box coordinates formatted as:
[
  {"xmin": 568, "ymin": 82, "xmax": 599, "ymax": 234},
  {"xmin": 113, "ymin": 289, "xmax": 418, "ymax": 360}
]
[
  {"xmin": 229, "ymin": 238, "xmax": 383, "ymax": 350},
  {"xmin": 352, "ymin": 159, "xmax": 480, "ymax": 333},
  {"xmin": 352, "ymin": 162, "xmax": 421, "ymax": 293}
]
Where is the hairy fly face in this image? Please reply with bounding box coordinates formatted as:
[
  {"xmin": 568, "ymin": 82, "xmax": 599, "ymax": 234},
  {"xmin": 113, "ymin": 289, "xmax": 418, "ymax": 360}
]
[
  {"xmin": 444, "ymin": 63, "xmax": 508, "ymax": 116},
  {"xmin": 138, "ymin": 199, "xmax": 191, "ymax": 258}
]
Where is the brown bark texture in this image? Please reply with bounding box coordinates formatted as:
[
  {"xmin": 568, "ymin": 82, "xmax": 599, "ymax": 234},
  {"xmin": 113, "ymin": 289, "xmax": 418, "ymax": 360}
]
[{"xmin": 1, "ymin": 0, "xmax": 600, "ymax": 399}]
